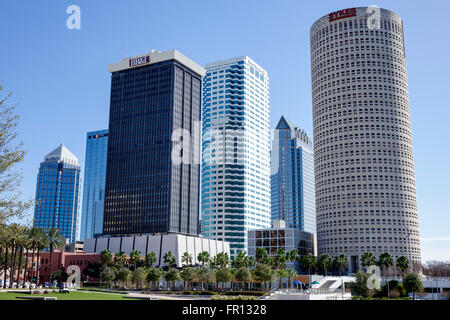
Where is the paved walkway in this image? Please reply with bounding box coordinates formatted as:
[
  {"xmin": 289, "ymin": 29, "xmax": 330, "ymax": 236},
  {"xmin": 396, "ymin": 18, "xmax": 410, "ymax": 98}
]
[{"xmin": 128, "ymin": 292, "xmax": 210, "ymax": 300}]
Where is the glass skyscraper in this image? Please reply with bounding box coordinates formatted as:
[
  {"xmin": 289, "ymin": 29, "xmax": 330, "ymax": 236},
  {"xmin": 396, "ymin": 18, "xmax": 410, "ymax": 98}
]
[
  {"xmin": 33, "ymin": 144, "xmax": 81, "ymax": 243},
  {"xmin": 201, "ymin": 56, "xmax": 271, "ymax": 257},
  {"xmin": 103, "ymin": 50, "xmax": 205, "ymax": 237},
  {"xmin": 271, "ymin": 116, "xmax": 316, "ymax": 233},
  {"xmin": 79, "ymin": 129, "xmax": 108, "ymax": 241}
]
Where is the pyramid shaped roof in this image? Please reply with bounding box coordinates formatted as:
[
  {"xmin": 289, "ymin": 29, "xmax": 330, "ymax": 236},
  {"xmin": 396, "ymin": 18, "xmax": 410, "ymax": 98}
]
[{"xmin": 44, "ymin": 144, "xmax": 79, "ymax": 165}]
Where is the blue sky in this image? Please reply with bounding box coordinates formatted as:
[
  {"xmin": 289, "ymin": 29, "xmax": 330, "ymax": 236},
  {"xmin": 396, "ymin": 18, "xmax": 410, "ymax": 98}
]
[{"xmin": 0, "ymin": 0, "xmax": 448, "ymax": 262}]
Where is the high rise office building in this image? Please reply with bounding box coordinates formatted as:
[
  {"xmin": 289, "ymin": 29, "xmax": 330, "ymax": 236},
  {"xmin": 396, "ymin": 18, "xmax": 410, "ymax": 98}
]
[
  {"xmin": 201, "ymin": 56, "xmax": 271, "ymax": 257},
  {"xmin": 103, "ymin": 50, "xmax": 205, "ymax": 237},
  {"xmin": 79, "ymin": 129, "xmax": 108, "ymax": 240},
  {"xmin": 33, "ymin": 144, "xmax": 81, "ymax": 243},
  {"xmin": 310, "ymin": 7, "xmax": 421, "ymax": 270},
  {"xmin": 271, "ymin": 116, "xmax": 316, "ymax": 233}
]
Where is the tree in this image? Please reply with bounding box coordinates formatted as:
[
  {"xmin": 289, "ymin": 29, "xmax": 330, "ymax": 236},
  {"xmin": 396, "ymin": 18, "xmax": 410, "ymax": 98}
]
[
  {"xmin": 128, "ymin": 250, "xmax": 142, "ymax": 270},
  {"xmin": 101, "ymin": 267, "xmax": 115, "ymax": 288},
  {"xmin": 132, "ymin": 267, "xmax": 147, "ymax": 289},
  {"xmin": 212, "ymin": 252, "xmax": 230, "ymax": 269},
  {"xmin": 197, "ymin": 251, "xmax": 210, "ymax": 267},
  {"xmin": 378, "ymin": 252, "xmax": 394, "ymax": 277},
  {"xmin": 302, "ymin": 254, "xmax": 317, "ymax": 276},
  {"xmin": 215, "ymin": 267, "xmax": 232, "ymax": 290},
  {"xmin": 234, "ymin": 267, "xmax": 252, "ymax": 290},
  {"xmin": 275, "ymin": 269, "xmax": 288, "ymax": 289},
  {"xmin": 50, "ymin": 269, "xmax": 68, "ymax": 284},
  {"xmin": 100, "ymin": 249, "xmax": 113, "ymax": 267},
  {"xmin": 0, "ymin": 84, "xmax": 32, "ymax": 224},
  {"xmin": 232, "ymin": 252, "xmax": 249, "ymax": 269},
  {"xmin": 334, "ymin": 254, "xmax": 348, "ymax": 276},
  {"xmin": 253, "ymin": 264, "xmax": 274, "ymax": 290},
  {"xmin": 318, "ymin": 254, "xmax": 333, "ymax": 276},
  {"xmin": 145, "ymin": 252, "xmax": 157, "ymax": 269},
  {"xmin": 180, "ymin": 267, "xmax": 196, "ymax": 290},
  {"xmin": 403, "ymin": 273, "xmax": 423, "ymax": 300},
  {"xmin": 349, "ymin": 271, "xmax": 372, "ymax": 298},
  {"xmin": 255, "ymin": 248, "xmax": 268, "ymax": 265},
  {"xmin": 396, "ymin": 256, "xmax": 410, "ymax": 275},
  {"xmin": 116, "ymin": 267, "xmax": 131, "ymax": 289},
  {"xmin": 286, "ymin": 268, "xmax": 297, "ymax": 288},
  {"xmin": 83, "ymin": 262, "xmax": 102, "ymax": 279},
  {"xmin": 164, "ymin": 268, "xmax": 180, "ymax": 290},
  {"xmin": 47, "ymin": 228, "xmax": 65, "ymax": 279},
  {"xmin": 113, "ymin": 251, "xmax": 127, "ymax": 268},
  {"xmin": 181, "ymin": 252, "xmax": 193, "ymax": 267},
  {"xmin": 360, "ymin": 252, "xmax": 376, "ymax": 271},
  {"xmin": 163, "ymin": 251, "xmax": 176, "ymax": 268},
  {"xmin": 196, "ymin": 267, "xmax": 214, "ymax": 290},
  {"xmin": 274, "ymin": 248, "xmax": 288, "ymax": 270},
  {"xmin": 32, "ymin": 228, "xmax": 47, "ymax": 285},
  {"xmin": 146, "ymin": 267, "xmax": 163, "ymax": 290}
]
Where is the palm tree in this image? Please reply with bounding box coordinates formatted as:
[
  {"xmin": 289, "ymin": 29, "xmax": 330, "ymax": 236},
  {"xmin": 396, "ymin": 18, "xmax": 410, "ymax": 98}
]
[
  {"xmin": 334, "ymin": 254, "xmax": 348, "ymax": 276},
  {"xmin": 318, "ymin": 254, "xmax": 333, "ymax": 276},
  {"xmin": 213, "ymin": 252, "xmax": 230, "ymax": 269},
  {"xmin": 14, "ymin": 226, "xmax": 28, "ymax": 285},
  {"xmin": 100, "ymin": 249, "xmax": 113, "ymax": 267},
  {"xmin": 181, "ymin": 252, "xmax": 193, "ymax": 267},
  {"xmin": 164, "ymin": 268, "xmax": 180, "ymax": 290},
  {"xmin": 286, "ymin": 268, "xmax": 297, "ymax": 288},
  {"xmin": 0, "ymin": 225, "xmax": 11, "ymax": 288},
  {"xmin": 302, "ymin": 254, "xmax": 317, "ymax": 276},
  {"xmin": 232, "ymin": 252, "xmax": 249, "ymax": 269},
  {"xmin": 253, "ymin": 263, "xmax": 274, "ymax": 290},
  {"xmin": 128, "ymin": 250, "xmax": 142, "ymax": 270},
  {"xmin": 361, "ymin": 252, "xmax": 376, "ymax": 271},
  {"xmin": 255, "ymin": 248, "xmax": 268, "ymax": 265},
  {"xmin": 196, "ymin": 267, "xmax": 214, "ymax": 290},
  {"xmin": 113, "ymin": 251, "xmax": 127, "ymax": 268},
  {"xmin": 145, "ymin": 252, "xmax": 157, "ymax": 268},
  {"xmin": 33, "ymin": 228, "xmax": 47, "ymax": 285},
  {"xmin": 197, "ymin": 251, "xmax": 210, "ymax": 267},
  {"xmin": 396, "ymin": 256, "xmax": 410, "ymax": 275},
  {"xmin": 274, "ymin": 248, "xmax": 288, "ymax": 270},
  {"xmin": 47, "ymin": 227, "xmax": 65, "ymax": 283},
  {"xmin": 163, "ymin": 251, "xmax": 176, "ymax": 268},
  {"xmin": 287, "ymin": 249, "xmax": 299, "ymax": 268},
  {"xmin": 275, "ymin": 269, "xmax": 288, "ymax": 289},
  {"xmin": 378, "ymin": 252, "xmax": 394, "ymax": 298}
]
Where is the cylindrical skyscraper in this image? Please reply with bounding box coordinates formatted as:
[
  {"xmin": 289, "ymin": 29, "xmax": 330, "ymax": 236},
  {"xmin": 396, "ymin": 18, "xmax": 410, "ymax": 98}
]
[{"xmin": 310, "ymin": 7, "xmax": 421, "ymax": 271}]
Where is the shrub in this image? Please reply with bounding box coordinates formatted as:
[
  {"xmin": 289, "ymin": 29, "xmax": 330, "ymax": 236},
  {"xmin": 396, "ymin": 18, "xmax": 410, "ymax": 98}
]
[{"xmin": 212, "ymin": 295, "xmax": 257, "ymax": 300}]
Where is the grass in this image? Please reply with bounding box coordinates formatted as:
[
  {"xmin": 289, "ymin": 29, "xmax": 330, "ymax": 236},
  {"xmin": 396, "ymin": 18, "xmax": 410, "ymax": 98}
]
[{"xmin": 0, "ymin": 290, "xmax": 143, "ymax": 300}]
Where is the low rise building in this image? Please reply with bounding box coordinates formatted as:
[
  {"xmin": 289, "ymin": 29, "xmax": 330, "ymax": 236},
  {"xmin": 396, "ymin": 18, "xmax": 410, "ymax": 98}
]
[{"xmin": 247, "ymin": 220, "xmax": 317, "ymax": 273}]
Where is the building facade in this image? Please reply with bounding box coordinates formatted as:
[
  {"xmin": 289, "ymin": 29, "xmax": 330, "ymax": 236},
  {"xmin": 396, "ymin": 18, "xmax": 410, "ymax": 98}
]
[
  {"xmin": 33, "ymin": 144, "xmax": 81, "ymax": 243},
  {"xmin": 102, "ymin": 50, "xmax": 205, "ymax": 237},
  {"xmin": 79, "ymin": 129, "xmax": 108, "ymax": 241},
  {"xmin": 84, "ymin": 234, "xmax": 230, "ymax": 267},
  {"xmin": 247, "ymin": 221, "xmax": 317, "ymax": 273},
  {"xmin": 310, "ymin": 7, "xmax": 421, "ymax": 271},
  {"xmin": 271, "ymin": 116, "xmax": 316, "ymax": 233},
  {"xmin": 201, "ymin": 56, "xmax": 271, "ymax": 257}
]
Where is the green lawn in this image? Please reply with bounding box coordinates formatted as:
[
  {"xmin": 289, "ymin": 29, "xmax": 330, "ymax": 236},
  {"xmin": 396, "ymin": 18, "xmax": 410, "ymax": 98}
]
[{"xmin": 0, "ymin": 290, "xmax": 142, "ymax": 300}]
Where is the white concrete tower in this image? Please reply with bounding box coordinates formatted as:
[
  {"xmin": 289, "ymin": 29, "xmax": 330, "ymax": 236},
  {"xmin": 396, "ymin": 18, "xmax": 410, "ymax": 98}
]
[{"xmin": 310, "ymin": 7, "xmax": 421, "ymax": 271}]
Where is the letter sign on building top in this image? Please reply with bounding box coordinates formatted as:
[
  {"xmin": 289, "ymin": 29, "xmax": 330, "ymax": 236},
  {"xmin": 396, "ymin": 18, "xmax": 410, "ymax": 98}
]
[
  {"xmin": 129, "ymin": 55, "xmax": 150, "ymax": 67},
  {"xmin": 329, "ymin": 8, "xmax": 357, "ymax": 22}
]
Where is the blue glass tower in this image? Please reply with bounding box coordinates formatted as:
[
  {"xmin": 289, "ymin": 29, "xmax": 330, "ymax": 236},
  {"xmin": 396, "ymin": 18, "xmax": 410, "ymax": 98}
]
[
  {"xmin": 79, "ymin": 130, "xmax": 108, "ymax": 241},
  {"xmin": 271, "ymin": 116, "xmax": 316, "ymax": 233},
  {"xmin": 33, "ymin": 144, "xmax": 81, "ymax": 243},
  {"xmin": 201, "ymin": 57, "xmax": 271, "ymax": 257}
]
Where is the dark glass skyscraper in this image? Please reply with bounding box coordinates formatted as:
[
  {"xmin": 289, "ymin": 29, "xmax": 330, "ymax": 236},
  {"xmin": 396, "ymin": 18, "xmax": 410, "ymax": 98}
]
[
  {"xmin": 103, "ymin": 50, "xmax": 205, "ymax": 237},
  {"xmin": 33, "ymin": 144, "xmax": 81, "ymax": 243},
  {"xmin": 80, "ymin": 129, "xmax": 108, "ymax": 240}
]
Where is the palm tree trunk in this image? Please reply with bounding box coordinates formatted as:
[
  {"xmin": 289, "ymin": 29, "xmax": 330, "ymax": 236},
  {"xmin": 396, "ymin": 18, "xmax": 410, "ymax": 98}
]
[
  {"xmin": 2, "ymin": 248, "xmax": 8, "ymax": 288},
  {"xmin": 35, "ymin": 249, "xmax": 41, "ymax": 285},
  {"xmin": 16, "ymin": 246, "xmax": 23, "ymax": 284},
  {"xmin": 22, "ymin": 247, "xmax": 29, "ymax": 287},
  {"xmin": 49, "ymin": 244, "xmax": 54, "ymax": 284},
  {"xmin": 9, "ymin": 245, "xmax": 17, "ymax": 287}
]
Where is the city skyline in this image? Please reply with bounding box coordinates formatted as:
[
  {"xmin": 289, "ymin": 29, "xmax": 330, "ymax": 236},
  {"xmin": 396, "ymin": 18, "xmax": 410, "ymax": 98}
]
[{"xmin": 0, "ymin": 0, "xmax": 449, "ymax": 261}]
